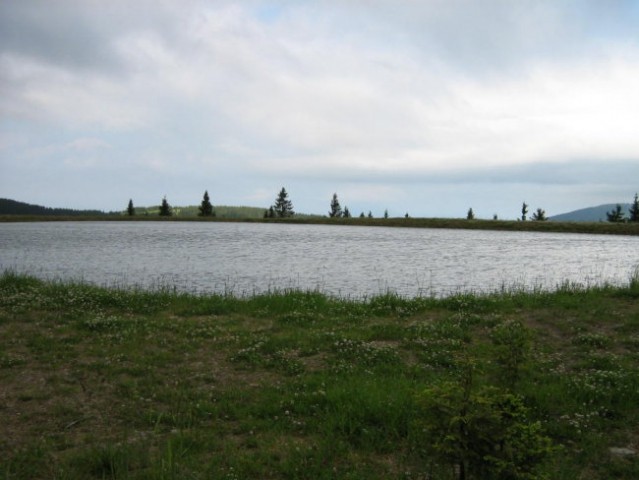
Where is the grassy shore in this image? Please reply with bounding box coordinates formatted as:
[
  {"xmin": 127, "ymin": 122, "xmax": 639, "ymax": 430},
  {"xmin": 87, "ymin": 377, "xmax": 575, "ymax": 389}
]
[
  {"xmin": 2, "ymin": 214, "xmax": 639, "ymax": 236},
  {"xmin": 1, "ymin": 273, "xmax": 638, "ymax": 479}
]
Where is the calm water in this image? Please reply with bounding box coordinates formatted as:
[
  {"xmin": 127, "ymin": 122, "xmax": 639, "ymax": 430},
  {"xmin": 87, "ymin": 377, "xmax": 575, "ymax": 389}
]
[{"xmin": 1, "ymin": 221, "xmax": 638, "ymax": 298}]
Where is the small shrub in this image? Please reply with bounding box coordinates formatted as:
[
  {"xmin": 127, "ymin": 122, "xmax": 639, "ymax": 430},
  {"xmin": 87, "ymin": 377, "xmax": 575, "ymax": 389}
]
[
  {"xmin": 414, "ymin": 370, "xmax": 553, "ymax": 479},
  {"xmin": 491, "ymin": 319, "xmax": 531, "ymax": 389}
]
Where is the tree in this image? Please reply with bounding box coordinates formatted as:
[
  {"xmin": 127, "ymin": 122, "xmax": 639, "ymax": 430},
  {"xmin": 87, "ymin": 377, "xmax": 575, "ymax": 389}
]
[
  {"xmin": 415, "ymin": 381, "xmax": 553, "ymax": 480},
  {"xmin": 343, "ymin": 206, "xmax": 351, "ymax": 218},
  {"xmin": 467, "ymin": 208, "xmax": 475, "ymax": 220},
  {"xmin": 629, "ymin": 193, "xmax": 639, "ymax": 222},
  {"xmin": 367, "ymin": 211, "xmax": 373, "ymax": 218},
  {"xmin": 493, "ymin": 214, "xmax": 498, "ymax": 221},
  {"xmin": 198, "ymin": 190, "xmax": 215, "ymax": 217},
  {"xmin": 606, "ymin": 204, "xmax": 625, "ymax": 223},
  {"xmin": 521, "ymin": 202, "xmax": 528, "ymax": 221},
  {"xmin": 159, "ymin": 196, "xmax": 172, "ymax": 217},
  {"xmin": 329, "ymin": 193, "xmax": 342, "ymax": 218},
  {"xmin": 273, "ymin": 188, "xmax": 294, "ymax": 218},
  {"xmin": 384, "ymin": 209, "xmax": 389, "ymax": 219},
  {"xmin": 359, "ymin": 212, "xmax": 365, "ymax": 218},
  {"xmin": 531, "ymin": 207, "xmax": 547, "ymax": 221},
  {"xmin": 127, "ymin": 199, "xmax": 135, "ymax": 216},
  {"xmin": 265, "ymin": 206, "xmax": 276, "ymax": 218}
]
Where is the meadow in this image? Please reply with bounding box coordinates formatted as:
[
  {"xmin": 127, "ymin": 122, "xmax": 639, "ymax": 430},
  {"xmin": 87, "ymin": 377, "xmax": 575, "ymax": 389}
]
[{"xmin": 1, "ymin": 271, "xmax": 638, "ymax": 479}]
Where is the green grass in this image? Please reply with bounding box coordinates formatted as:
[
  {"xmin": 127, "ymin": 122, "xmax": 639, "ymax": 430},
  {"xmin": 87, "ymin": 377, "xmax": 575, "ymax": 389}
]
[{"xmin": 1, "ymin": 271, "xmax": 638, "ymax": 478}]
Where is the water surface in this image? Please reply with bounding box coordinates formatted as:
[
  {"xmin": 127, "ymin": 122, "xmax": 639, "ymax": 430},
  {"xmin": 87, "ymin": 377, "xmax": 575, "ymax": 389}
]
[{"xmin": 1, "ymin": 221, "xmax": 637, "ymax": 297}]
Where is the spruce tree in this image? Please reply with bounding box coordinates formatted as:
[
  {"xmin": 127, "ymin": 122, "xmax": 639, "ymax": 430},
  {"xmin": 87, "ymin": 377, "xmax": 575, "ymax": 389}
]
[
  {"xmin": 606, "ymin": 204, "xmax": 625, "ymax": 223},
  {"xmin": 159, "ymin": 196, "xmax": 172, "ymax": 217},
  {"xmin": 367, "ymin": 211, "xmax": 373, "ymax": 218},
  {"xmin": 467, "ymin": 208, "xmax": 475, "ymax": 220},
  {"xmin": 521, "ymin": 202, "xmax": 529, "ymax": 221},
  {"xmin": 127, "ymin": 199, "xmax": 135, "ymax": 216},
  {"xmin": 198, "ymin": 190, "xmax": 214, "ymax": 217},
  {"xmin": 532, "ymin": 207, "xmax": 547, "ymax": 221},
  {"xmin": 273, "ymin": 188, "xmax": 294, "ymax": 217},
  {"xmin": 384, "ymin": 209, "xmax": 389, "ymax": 219},
  {"xmin": 629, "ymin": 193, "xmax": 639, "ymax": 222},
  {"xmin": 329, "ymin": 193, "xmax": 342, "ymax": 218},
  {"xmin": 343, "ymin": 206, "xmax": 351, "ymax": 218}
]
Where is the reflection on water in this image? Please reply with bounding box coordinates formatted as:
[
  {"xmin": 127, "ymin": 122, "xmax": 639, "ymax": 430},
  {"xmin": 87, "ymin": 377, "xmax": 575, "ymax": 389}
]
[{"xmin": 1, "ymin": 221, "xmax": 638, "ymax": 298}]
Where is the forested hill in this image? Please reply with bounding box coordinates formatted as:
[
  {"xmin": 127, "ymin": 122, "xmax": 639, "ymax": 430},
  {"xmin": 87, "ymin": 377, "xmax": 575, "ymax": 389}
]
[{"xmin": 0, "ymin": 198, "xmax": 107, "ymax": 216}]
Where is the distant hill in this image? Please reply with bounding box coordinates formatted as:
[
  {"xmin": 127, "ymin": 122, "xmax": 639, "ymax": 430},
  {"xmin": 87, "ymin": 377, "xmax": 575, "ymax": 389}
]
[
  {"xmin": 175, "ymin": 205, "xmax": 268, "ymax": 218},
  {"xmin": 129, "ymin": 204, "xmax": 268, "ymax": 218},
  {"xmin": 549, "ymin": 204, "xmax": 631, "ymax": 222},
  {"xmin": 0, "ymin": 198, "xmax": 108, "ymax": 216},
  {"xmin": 0, "ymin": 198, "xmax": 316, "ymax": 219}
]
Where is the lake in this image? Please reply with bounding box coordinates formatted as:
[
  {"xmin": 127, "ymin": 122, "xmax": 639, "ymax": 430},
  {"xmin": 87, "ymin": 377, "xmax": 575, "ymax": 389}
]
[{"xmin": 1, "ymin": 221, "xmax": 638, "ymax": 298}]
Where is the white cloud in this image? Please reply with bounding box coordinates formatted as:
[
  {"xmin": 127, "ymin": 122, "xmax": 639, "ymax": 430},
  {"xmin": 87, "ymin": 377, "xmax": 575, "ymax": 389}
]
[{"xmin": 1, "ymin": 0, "xmax": 639, "ymax": 214}]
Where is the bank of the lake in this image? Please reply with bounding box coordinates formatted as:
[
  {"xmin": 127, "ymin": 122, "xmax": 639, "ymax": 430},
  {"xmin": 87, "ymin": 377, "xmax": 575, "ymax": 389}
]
[
  {"xmin": 1, "ymin": 272, "xmax": 638, "ymax": 479},
  {"xmin": 2, "ymin": 214, "xmax": 639, "ymax": 236}
]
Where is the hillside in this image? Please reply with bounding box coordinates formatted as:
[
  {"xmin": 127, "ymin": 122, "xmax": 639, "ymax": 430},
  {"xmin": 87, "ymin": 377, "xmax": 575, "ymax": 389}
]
[
  {"xmin": 0, "ymin": 198, "xmax": 318, "ymax": 219},
  {"xmin": 170, "ymin": 205, "xmax": 267, "ymax": 218},
  {"xmin": 0, "ymin": 198, "xmax": 108, "ymax": 216},
  {"xmin": 550, "ymin": 203, "xmax": 631, "ymax": 222}
]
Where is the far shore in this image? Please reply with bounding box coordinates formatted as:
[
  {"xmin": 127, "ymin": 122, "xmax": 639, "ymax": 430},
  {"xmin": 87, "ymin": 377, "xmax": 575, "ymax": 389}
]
[{"xmin": 2, "ymin": 214, "xmax": 639, "ymax": 236}]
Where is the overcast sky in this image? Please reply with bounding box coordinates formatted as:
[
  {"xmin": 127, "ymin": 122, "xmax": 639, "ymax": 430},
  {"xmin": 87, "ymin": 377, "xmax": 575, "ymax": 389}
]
[{"xmin": 1, "ymin": 0, "xmax": 638, "ymax": 218}]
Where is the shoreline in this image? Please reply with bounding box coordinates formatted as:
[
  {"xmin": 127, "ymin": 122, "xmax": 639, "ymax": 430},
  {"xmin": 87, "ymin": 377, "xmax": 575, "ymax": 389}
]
[{"xmin": 2, "ymin": 214, "xmax": 639, "ymax": 236}]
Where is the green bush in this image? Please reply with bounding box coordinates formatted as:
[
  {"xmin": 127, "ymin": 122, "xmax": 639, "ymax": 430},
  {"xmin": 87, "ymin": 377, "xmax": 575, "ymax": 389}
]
[{"xmin": 414, "ymin": 378, "xmax": 553, "ymax": 480}]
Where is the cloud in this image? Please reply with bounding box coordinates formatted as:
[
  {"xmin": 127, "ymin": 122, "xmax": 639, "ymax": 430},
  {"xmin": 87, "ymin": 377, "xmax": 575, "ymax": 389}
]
[{"xmin": 1, "ymin": 1, "xmax": 639, "ymax": 214}]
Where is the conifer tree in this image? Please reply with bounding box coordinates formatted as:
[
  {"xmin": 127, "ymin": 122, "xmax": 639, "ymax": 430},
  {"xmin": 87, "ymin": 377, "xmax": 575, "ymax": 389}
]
[
  {"xmin": 198, "ymin": 190, "xmax": 214, "ymax": 217},
  {"xmin": 329, "ymin": 193, "xmax": 342, "ymax": 218},
  {"xmin": 521, "ymin": 202, "xmax": 528, "ymax": 221},
  {"xmin": 359, "ymin": 212, "xmax": 365, "ymax": 218},
  {"xmin": 368, "ymin": 211, "xmax": 373, "ymax": 218},
  {"xmin": 265, "ymin": 206, "xmax": 276, "ymax": 218},
  {"xmin": 127, "ymin": 199, "xmax": 135, "ymax": 216},
  {"xmin": 531, "ymin": 207, "xmax": 547, "ymax": 221},
  {"xmin": 384, "ymin": 209, "xmax": 389, "ymax": 219},
  {"xmin": 273, "ymin": 188, "xmax": 294, "ymax": 217},
  {"xmin": 159, "ymin": 196, "xmax": 172, "ymax": 217},
  {"xmin": 606, "ymin": 204, "xmax": 625, "ymax": 223},
  {"xmin": 467, "ymin": 208, "xmax": 475, "ymax": 220},
  {"xmin": 343, "ymin": 206, "xmax": 351, "ymax": 218},
  {"xmin": 629, "ymin": 193, "xmax": 639, "ymax": 222}
]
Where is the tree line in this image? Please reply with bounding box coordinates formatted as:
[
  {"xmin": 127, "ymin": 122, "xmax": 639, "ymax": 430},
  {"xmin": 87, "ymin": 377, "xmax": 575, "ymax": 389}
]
[
  {"xmin": 606, "ymin": 193, "xmax": 639, "ymax": 223},
  {"xmin": 125, "ymin": 190, "xmax": 639, "ymax": 222},
  {"xmin": 0, "ymin": 198, "xmax": 108, "ymax": 216},
  {"xmin": 127, "ymin": 191, "xmax": 217, "ymax": 218}
]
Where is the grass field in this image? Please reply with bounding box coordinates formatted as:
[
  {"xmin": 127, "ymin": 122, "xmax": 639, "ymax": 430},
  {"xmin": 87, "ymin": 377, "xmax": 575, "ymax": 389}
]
[{"xmin": 1, "ymin": 272, "xmax": 638, "ymax": 479}]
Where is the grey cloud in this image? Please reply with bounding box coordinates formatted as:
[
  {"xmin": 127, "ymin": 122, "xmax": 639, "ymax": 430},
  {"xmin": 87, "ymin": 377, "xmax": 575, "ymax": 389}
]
[
  {"xmin": 0, "ymin": 1, "xmax": 123, "ymax": 72},
  {"xmin": 273, "ymin": 158, "xmax": 639, "ymax": 188}
]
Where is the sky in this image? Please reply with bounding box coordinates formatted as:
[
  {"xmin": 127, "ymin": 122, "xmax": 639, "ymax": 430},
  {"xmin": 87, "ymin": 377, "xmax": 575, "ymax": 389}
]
[{"xmin": 1, "ymin": 0, "xmax": 639, "ymax": 219}]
